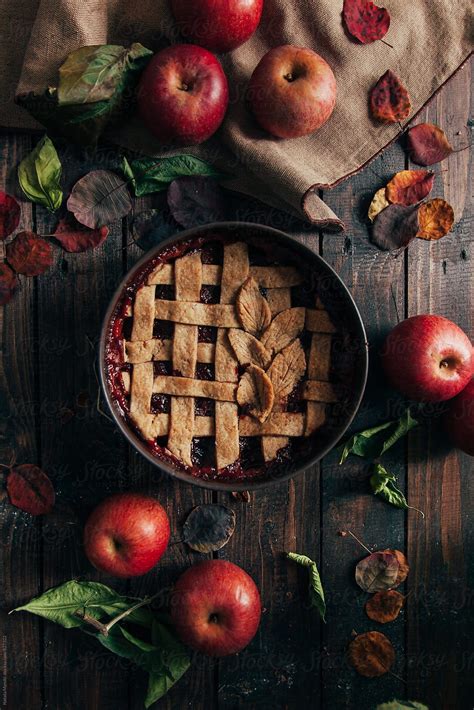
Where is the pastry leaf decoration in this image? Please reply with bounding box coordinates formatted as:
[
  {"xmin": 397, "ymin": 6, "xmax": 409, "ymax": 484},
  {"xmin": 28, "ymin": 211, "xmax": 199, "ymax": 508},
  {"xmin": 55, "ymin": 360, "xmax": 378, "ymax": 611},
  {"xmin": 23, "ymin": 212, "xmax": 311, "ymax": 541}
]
[{"xmin": 236, "ymin": 276, "xmax": 272, "ymax": 336}]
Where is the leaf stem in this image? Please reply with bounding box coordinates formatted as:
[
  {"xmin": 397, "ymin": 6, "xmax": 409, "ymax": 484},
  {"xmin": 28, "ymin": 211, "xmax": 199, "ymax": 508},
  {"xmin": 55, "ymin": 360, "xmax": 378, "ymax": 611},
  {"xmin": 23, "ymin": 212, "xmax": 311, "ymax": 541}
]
[
  {"xmin": 74, "ymin": 592, "xmax": 159, "ymax": 636},
  {"xmin": 345, "ymin": 530, "xmax": 373, "ymax": 555}
]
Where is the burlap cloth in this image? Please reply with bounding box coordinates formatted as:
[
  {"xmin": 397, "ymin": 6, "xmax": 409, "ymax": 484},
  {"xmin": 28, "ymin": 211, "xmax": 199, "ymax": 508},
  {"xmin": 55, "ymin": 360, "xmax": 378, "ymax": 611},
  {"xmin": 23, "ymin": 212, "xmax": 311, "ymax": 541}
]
[{"xmin": 0, "ymin": 0, "xmax": 472, "ymax": 227}]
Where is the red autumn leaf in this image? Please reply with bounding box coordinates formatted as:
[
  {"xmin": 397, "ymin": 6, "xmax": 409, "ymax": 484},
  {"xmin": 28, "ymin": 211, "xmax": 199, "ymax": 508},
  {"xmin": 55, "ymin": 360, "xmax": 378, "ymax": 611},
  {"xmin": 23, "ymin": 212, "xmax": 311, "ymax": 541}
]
[
  {"xmin": 0, "ymin": 192, "xmax": 21, "ymax": 240},
  {"xmin": 6, "ymin": 231, "xmax": 53, "ymax": 276},
  {"xmin": 365, "ymin": 589, "xmax": 405, "ymax": 623},
  {"xmin": 370, "ymin": 70, "xmax": 411, "ymax": 123},
  {"xmin": 54, "ymin": 217, "xmax": 109, "ymax": 253},
  {"xmin": 347, "ymin": 631, "xmax": 395, "ymax": 677},
  {"xmin": 407, "ymin": 123, "xmax": 453, "ymax": 166},
  {"xmin": 6, "ymin": 463, "xmax": 55, "ymax": 515},
  {"xmin": 371, "ymin": 204, "xmax": 419, "ymax": 251},
  {"xmin": 342, "ymin": 0, "xmax": 390, "ymax": 44},
  {"xmin": 0, "ymin": 263, "xmax": 19, "ymax": 305},
  {"xmin": 386, "ymin": 170, "xmax": 434, "ymax": 206}
]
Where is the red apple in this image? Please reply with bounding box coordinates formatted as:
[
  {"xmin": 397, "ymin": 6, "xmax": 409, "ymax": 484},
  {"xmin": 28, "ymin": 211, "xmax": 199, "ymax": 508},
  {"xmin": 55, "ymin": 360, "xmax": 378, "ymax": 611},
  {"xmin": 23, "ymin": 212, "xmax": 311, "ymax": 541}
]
[
  {"xmin": 247, "ymin": 45, "xmax": 337, "ymax": 139},
  {"xmin": 381, "ymin": 315, "xmax": 473, "ymax": 402},
  {"xmin": 170, "ymin": 0, "xmax": 263, "ymax": 53},
  {"xmin": 171, "ymin": 559, "xmax": 261, "ymax": 656},
  {"xmin": 443, "ymin": 379, "xmax": 474, "ymax": 455},
  {"xmin": 84, "ymin": 492, "xmax": 170, "ymax": 578},
  {"xmin": 137, "ymin": 44, "xmax": 229, "ymax": 145}
]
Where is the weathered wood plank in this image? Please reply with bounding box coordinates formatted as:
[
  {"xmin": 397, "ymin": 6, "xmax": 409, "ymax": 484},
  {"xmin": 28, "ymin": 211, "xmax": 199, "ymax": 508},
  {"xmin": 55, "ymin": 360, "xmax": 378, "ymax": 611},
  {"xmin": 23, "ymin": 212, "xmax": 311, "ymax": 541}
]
[
  {"xmin": 320, "ymin": 136, "xmax": 407, "ymax": 708},
  {"xmin": 406, "ymin": 60, "xmax": 473, "ymax": 710},
  {"xmin": 0, "ymin": 133, "xmax": 43, "ymax": 710}
]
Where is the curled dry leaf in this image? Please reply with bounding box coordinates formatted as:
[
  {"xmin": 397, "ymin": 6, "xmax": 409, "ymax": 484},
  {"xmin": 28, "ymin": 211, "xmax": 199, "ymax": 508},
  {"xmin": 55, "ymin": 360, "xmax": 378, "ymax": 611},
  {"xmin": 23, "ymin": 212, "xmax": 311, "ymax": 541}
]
[
  {"xmin": 370, "ymin": 70, "xmax": 411, "ymax": 124},
  {"xmin": 342, "ymin": 0, "xmax": 390, "ymax": 44},
  {"xmin": 347, "ymin": 631, "xmax": 395, "ymax": 677},
  {"xmin": 6, "ymin": 231, "xmax": 53, "ymax": 276},
  {"xmin": 54, "ymin": 217, "xmax": 109, "ymax": 253},
  {"xmin": 6, "ymin": 463, "xmax": 55, "ymax": 515},
  {"xmin": 0, "ymin": 192, "xmax": 21, "ymax": 239},
  {"xmin": 261, "ymin": 307, "xmax": 306, "ymax": 354},
  {"xmin": 417, "ymin": 198, "xmax": 454, "ymax": 240},
  {"xmin": 267, "ymin": 338, "xmax": 306, "ymax": 403},
  {"xmin": 355, "ymin": 551, "xmax": 399, "ymax": 592},
  {"xmin": 368, "ymin": 187, "xmax": 389, "ymax": 222},
  {"xmin": 67, "ymin": 170, "xmax": 132, "ymax": 229},
  {"xmin": 237, "ymin": 364, "xmax": 274, "ymax": 422},
  {"xmin": 228, "ymin": 329, "xmax": 272, "ymax": 369},
  {"xmin": 182, "ymin": 504, "xmax": 236, "ymax": 553},
  {"xmin": 167, "ymin": 176, "xmax": 227, "ymax": 228},
  {"xmin": 365, "ymin": 590, "xmax": 405, "ymax": 624},
  {"xmin": 0, "ymin": 263, "xmax": 19, "ymax": 305},
  {"xmin": 408, "ymin": 122, "xmax": 453, "ymax": 166},
  {"xmin": 384, "ymin": 549, "xmax": 409, "ymax": 586},
  {"xmin": 386, "ymin": 170, "xmax": 434, "ymax": 206},
  {"xmin": 236, "ymin": 276, "xmax": 271, "ymax": 336},
  {"xmin": 371, "ymin": 204, "xmax": 419, "ymax": 251}
]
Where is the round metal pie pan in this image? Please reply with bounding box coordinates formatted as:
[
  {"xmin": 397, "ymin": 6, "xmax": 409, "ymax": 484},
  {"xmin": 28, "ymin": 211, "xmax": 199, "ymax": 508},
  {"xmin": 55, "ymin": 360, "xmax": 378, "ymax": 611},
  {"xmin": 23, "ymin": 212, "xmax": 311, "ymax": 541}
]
[{"xmin": 99, "ymin": 222, "xmax": 368, "ymax": 491}]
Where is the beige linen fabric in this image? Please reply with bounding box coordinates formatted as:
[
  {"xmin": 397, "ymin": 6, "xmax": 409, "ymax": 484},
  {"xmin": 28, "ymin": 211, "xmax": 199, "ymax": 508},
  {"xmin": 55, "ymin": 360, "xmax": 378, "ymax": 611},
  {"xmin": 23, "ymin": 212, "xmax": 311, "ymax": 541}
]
[{"xmin": 1, "ymin": 0, "xmax": 472, "ymax": 226}]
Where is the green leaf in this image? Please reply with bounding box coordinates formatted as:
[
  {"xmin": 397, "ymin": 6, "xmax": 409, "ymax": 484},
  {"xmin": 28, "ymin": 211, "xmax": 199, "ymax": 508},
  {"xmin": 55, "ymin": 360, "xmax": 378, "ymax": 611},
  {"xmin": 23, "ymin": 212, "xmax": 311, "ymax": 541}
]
[
  {"xmin": 122, "ymin": 155, "xmax": 226, "ymax": 197},
  {"xmin": 377, "ymin": 701, "xmax": 428, "ymax": 710},
  {"xmin": 339, "ymin": 408, "xmax": 419, "ymax": 464},
  {"xmin": 287, "ymin": 552, "xmax": 326, "ymax": 622},
  {"xmin": 370, "ymin": 463, "xmax": 425, "ymax": 517},
  {"xmin": 144, "ymin": 620, "xmax": 191, "ymax": 707},
  {"xmin": 18, "ymin": 135, "xmax": 63, "ymax": 211},
  {"xmin": 16, "ymin": 43, "xmax": 152, "ymax": 147},
  {"xmin": 119, "ymin": 626, "xmax": 156, "ymax": 653},
  {"xmin": 12, "ymin": 580, "xmax": 131, "ymax": 628}
]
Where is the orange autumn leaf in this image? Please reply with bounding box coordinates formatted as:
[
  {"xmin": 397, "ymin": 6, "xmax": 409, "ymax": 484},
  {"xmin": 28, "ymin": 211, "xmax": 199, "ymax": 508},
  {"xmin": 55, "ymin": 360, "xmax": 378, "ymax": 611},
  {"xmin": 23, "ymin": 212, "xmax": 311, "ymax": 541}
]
[
  {"xmin": 370, "ymin": 70, "xmax": 411, "ymax": 123},
  {"xmin": 408, "ymin": 122, "xmax": 453, "ymax": 166},
  {"xmin": 347, "ymin": 631, "xmax": 395, "ymax": 677},
  {"xmin": 417, "ymin": 198, "xmax": 455, "ymax": 241},
  {"xmin": 386, "ymin": 170, "xmax": 434, "ymax": 206},
  {"xmin": 365, "ymin": 590, "xmax": 405, "ymax": 623}
]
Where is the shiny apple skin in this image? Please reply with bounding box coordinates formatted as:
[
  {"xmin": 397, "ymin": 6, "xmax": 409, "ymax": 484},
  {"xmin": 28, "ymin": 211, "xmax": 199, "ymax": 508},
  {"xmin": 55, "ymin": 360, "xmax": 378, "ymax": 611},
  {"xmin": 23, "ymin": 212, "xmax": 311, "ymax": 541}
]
[
  {"xmin": 83, "ymin": 493, "xmax": 170, "ymax": 578},
  {"xmin": 248, "ymin": 44, "xmax": 337, "ymax": 139},
  {"xmin": 171, "ymin": 0, "xmax": 264, "ymax": 53},
  {"xmin": 171, "ymin": 559, "xmax": 261, "ymax": 656},
  {"xmin": 381, "ymin": 315, "xmax": 474, "ymax": 402},
  {"xmin": 138, "ymin": 44, "xmax": 229, "ymax": 146},
  {"xmin": 443, "ymin": 379, "xmax": 474, "ymax": 455}
]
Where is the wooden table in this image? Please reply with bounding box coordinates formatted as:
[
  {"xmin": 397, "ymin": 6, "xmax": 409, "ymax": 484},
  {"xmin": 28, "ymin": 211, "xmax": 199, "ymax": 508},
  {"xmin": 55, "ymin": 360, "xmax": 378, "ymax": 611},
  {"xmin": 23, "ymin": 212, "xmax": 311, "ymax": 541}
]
[{"xmin": 0, "ymin": 59, "xmax": 472, "ymax": 710}]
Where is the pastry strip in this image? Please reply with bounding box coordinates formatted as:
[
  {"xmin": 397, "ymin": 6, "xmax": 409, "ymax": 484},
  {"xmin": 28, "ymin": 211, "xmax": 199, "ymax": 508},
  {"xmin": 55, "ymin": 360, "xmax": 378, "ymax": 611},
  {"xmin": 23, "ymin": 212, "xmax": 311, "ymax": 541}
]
[
  {"xmin": 153, "ymin": 376, "xmax": 237, "ymax": 401},
  {"xmin": 129, "ymin": 362, "xmax": 155, "ymax": 439},
  {"xmin": 240, "ymin": 412, "xmax": 305, "ymax": 437},
  {"xmin": 302, "ymin": 380, "xmax": 338, "ymax": 402},
  {"xmin": 131, "ymin": 285, "xmax": 156, "ymax": 341},
  {"xmin": 125, "ymin": 340, "xmax": 215, "ymax": 365},
  {"xmin": 308, "ymin": 333, "xmax": 332, "ymax": 381},
  {"xmin": 305, "ymin": 309, "xmax": 337, "ymax": 333},
  {"xmin": 266, "ymin": 288, "xmax": 292, "ymax": 315},
  {"xmin": 155, "ymin": 300, "xmax": 239, "ymax": 328},
  {"xmin": 148, "ymin": 263, "xmax": 302, "ymax": 288}
]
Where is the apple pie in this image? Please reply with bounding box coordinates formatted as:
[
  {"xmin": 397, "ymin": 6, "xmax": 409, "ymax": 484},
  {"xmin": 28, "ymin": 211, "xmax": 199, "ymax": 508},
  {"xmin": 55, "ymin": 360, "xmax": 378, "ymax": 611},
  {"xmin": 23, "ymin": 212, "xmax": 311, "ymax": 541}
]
[{"xmin": 105, "ymin": 234, "xmax": 342, "ymax": 480}]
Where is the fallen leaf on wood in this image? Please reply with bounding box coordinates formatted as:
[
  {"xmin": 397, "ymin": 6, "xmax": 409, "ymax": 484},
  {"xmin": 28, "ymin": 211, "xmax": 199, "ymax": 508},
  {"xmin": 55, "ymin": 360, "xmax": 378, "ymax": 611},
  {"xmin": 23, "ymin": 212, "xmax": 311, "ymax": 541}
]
[
  {"xmin": 368, "ymin": 188, "xmax": 389, "ymax": 222},
  {"xmin": 236, "ymin": 276, "xmax": 271, "ymax": 336},
  {"xmin": 355, "ymin": 551, "xmax": 399, "ymax": 592},
  {"xmin": 123, "ymin": 155, "xmax": 225, "ymax": 197},
  {"xmin": 287, "ymin": 551, "xmax": 326, "ymax": 622},
  {"xmin": 0, "ymin": 263, "xmax": 19, "ymax": 305},
  {"xmin": 370, "ymin": 463, "xmax": 425, "ymax": 517},
  {"xmin": 371, "ymin": 204, "xmax": 419, "ymax": 251},
  {"xmin": 67, "ymin": 170, "xmax": 132, "ymax": 229},
  {"xmin": 182, "ymin": 504, "xmax": 236, "ymax": 553},
  {"xmin": 340, "ymin": 408, "xmax": 419, "ymax": 464},
  {"xmin": 417, "ymin": 198, "xmax": 454, "ymax": 240},
  {"xmin": 384, "ymin": 549, "xmax": 409, "ymax": 586},
  {"xmin": 237, "ymin": 364, "xmax": 274, "ymax": 422},
  {"xmin": 131, "ymin": 209, "xmax": 179, "ymax": 251},
  {"xmin": 407, "ymin": 122, "xmax": 453, "ymax": 166},
  {"xmin": 0, "ymin": 192, "xmax": 21, "ymax": 239},
  {"xmin": 54, "ymin": 217, "xmax": 109, "ymax": 253},
  {"xmin": 167, "ymin": 176, "xmax": 227, "ymax": 228},
  {"xmin": 342, "ymin": 0, "xmax": 390, "ymax": 44},
  {"xmin": 18, "ymin": 135, "xmax": 63, "ymax": 211},
  {"xmin": 6, "ymin": 464, "xmax": 55, "ymax": 515},
  {"xmin": 347, "ymin": 631, "xmax": 395, "ymax": 677},
  {"xmin": 6, "ymin": 231, "xmax": 53, "ymax": 276},
  {"xmin": 370, "ymin": 70, "xmax": 411, "ymax": 123},
  {"xmin": 386, "ymin": 170, "xmax": 434, "ymax": 206},
  {"xmin": 377, "ymin": 701, "xmax": 428, "ymax": 710},
  {"xmin": 365, "ymin": 590, "xmax": 405, "ymax": 623}
]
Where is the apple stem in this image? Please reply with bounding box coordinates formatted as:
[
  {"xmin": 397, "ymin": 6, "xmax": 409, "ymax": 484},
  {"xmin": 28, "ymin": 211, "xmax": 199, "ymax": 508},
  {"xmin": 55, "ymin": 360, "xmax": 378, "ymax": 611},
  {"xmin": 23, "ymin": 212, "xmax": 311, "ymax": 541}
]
[
  {"xmin": 344, "ymin": 530, "xmax": 373, "ymax": 555},
  {"xmin": 74, "ymin": 593, "xmax": 160, "ymax": 637}
]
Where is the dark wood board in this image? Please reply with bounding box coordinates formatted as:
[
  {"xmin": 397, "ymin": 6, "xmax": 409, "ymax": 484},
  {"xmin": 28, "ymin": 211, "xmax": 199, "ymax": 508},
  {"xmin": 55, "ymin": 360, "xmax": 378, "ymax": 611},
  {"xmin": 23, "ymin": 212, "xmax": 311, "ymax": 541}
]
[{"xmin": 0, "ymin": 59, "xmax": 472, "ymax": 710}]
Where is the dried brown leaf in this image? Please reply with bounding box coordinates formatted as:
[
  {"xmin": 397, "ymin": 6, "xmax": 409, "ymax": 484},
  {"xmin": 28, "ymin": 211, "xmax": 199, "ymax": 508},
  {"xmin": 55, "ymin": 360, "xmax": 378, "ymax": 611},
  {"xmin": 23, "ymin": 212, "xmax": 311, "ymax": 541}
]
[
  {"xmin": 365, "ymin": 590, "xmax": 404, "ymax": 623},
  {"xmin": 237, "ymin": 364, "xmax": 274, "ymax": 423},
  {"xmin": 347, "ymin": 631, "xmax": 395, "ymax": 677},
  {"xmin": 370, "ymin": 70, "xmax": 411, "ymax": 123},
  {"xmin": 371, "ymin": 204, "xmax": 419, "ymax": 251},
  {"xmin": 236, "ymin": 276, "xmax": 271, "ymax": 336},
  {"xmin": 355, "ymin": 551, "xmax": 399, "ymax": 592},
  {"xmin": 417, "ymin": 198, "xmax": 454, "ymax": 241},
  {"xmin": 384, "ymin": 549, "xmax": 409, "ymax": 586},
  {"xmin": 407, "ymin": 122, "xmax": 453, "ymax": 166}
]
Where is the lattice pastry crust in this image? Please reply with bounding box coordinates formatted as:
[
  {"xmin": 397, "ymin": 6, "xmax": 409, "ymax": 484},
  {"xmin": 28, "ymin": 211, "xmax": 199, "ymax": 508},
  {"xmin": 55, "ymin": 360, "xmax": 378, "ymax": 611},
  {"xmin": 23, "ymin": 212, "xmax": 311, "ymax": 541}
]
[{"xmin": 121, "ymin": 241, "xmax": 338, "ymax": 472}]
